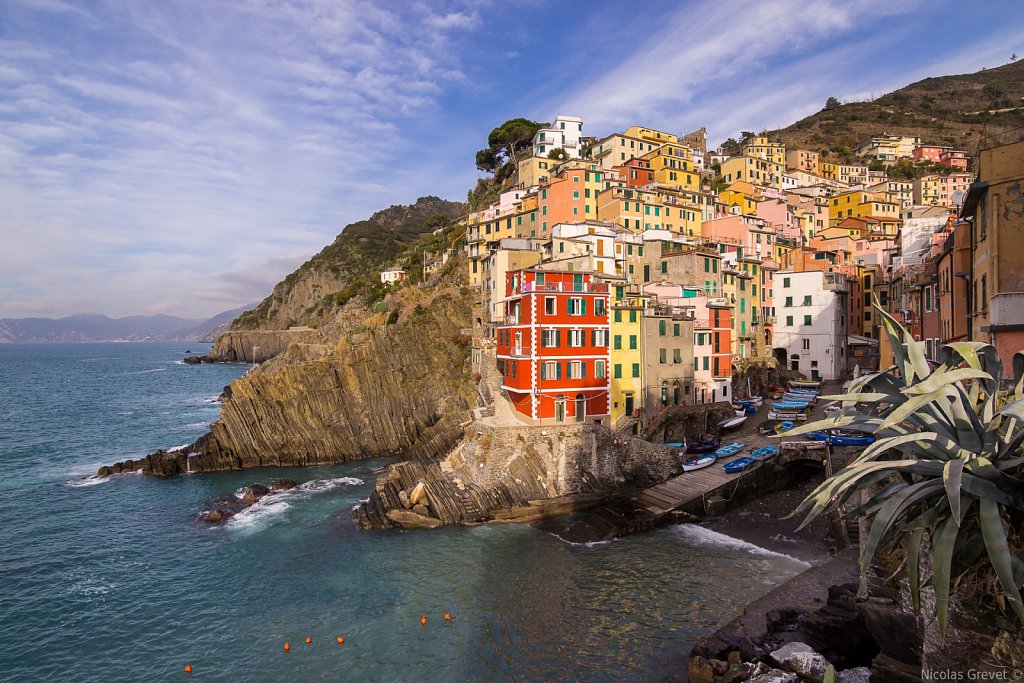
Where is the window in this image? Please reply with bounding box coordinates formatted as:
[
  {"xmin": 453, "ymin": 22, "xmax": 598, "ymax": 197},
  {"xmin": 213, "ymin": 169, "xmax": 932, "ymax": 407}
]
[
  {"xmin": 629, "ymin": 335, "xmax": 637, "ymax": 350},
  {"xmin": 804, "ymin": 315, "xmax": 812, "ymax": 325},
  {"xmin": 703, "ymin": 356, "xmax": 709, "ymax": 370},
  {"xmin": 614, "ymin": 310, "xmax": 622, "ymax": 323},
  {"xmin": 631, "ymin": 363, "xmax": 640, "ymax": 378},
  {"xmin": 568, "ymin": 329, "xmax": 585, "ymax": 347},
  {"xmin": 613, "ymin": 335, "xmax": 622, "ymax": 350},
  {"xmin": 629, "ymin": 310, "xmax": 638, "ymax": 323},
  {"xmin": 786, "ymin": 315, "xmax": 794, "ymax": 326},
  {"xmin": 673, "ymin": 348, "xmax": 682, "ymax": 363},
  {"xmin": 595, "ymin": 360, "xmax": 606, "ymax": 378},
  {"xmin": 567, "ymin": 361, "xmax": 585, "ymax": 379},
  {"xmin": 545, "ymin": 297, "xmax": 556, "ymax": 315},
  {"xmin": 659, "ymin": 320, "xmax": 667, "ymax": 336},
  {"xmin": 803, "ymin": 295, "xmax": 812, "ymax": 306},
  {"xmin": 783, "ymin": 277, "xmax": 791, "ymax": 288},
  {"xmin": 567, "ymin": 297, "xmax": 586, "ymax": 315},
  {"xmin": 540, "ymin": 361, "xmax": 559, "ymax": 380},
  {"xmin": 673, "ymin": 323, "xmax": 680, "ymax": 337},
  {"xmin": 542, "ymin": 329, "xmax": 560, "ymax": 347},
  {"xmin": 595, "ymin": 299, "xmax": 606, "ymax": 316},
  {"xmin": 613, "ymin": 364, "xmax": 622, "ymax": 379},
  {"xmin": 659, "ymin": 348, "xmax": 667, "ymax": 363},
  {"xmin": 661, "ymin": 261, "xmax": 667, "ymax": 273},
  {"xmin": 802, "ymin": 338, "xmax": 810, "ymax": 350},
  {"xmin": 592, "ymin": 329, "xmax": 608, "ymax": 347}
]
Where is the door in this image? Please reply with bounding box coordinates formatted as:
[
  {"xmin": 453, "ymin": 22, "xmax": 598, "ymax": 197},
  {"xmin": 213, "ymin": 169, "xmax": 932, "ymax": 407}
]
[
  {"xmin": 555, "ymin": 395, "xmax": 566, "ymax": 422},
  {"xmin": 673, "ymin": 382, "xmax": 681, "ymax": 405},
  {"xmin": 514, "ymin": 331, "xmax": 522, "ymax": 356},
  {"xmin": 575, "ymin": 394, "xmax": 585, "ymax": 422},
  {"xmin": 573, "ymin": 273, "xmax": 584, "ymax": 292},
  {"xmin": 624, "ymin": 394, "xmax": 634, "ymax": 417}
]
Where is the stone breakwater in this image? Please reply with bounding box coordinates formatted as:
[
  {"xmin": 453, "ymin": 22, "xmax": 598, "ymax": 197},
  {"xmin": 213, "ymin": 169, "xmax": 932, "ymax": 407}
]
[{"xmin": 355, "ymin": 422, "xmax": 681, "ymax": 529}]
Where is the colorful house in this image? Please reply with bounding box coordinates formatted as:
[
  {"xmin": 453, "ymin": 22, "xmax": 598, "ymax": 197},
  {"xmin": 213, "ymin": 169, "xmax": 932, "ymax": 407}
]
[{"xmin": 496, "ymin": 269, "xmax": 611, "ymax": 424}]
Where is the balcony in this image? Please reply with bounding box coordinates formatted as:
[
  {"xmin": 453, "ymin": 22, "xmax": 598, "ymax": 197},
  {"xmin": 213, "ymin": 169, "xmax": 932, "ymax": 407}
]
[
  {"xmin": 505, "ymin": 346, "xmax": 532, "ymax": 358},
  {"xmin": 763, "ymin": 315, "xmax": 777, "ymax": 324},
  {"xmin": 504, "ymin": 315, "xmax": 520, "ymax": 325},
  {"xmin": 518, "ymin": 281, "xmax": 610, "ymax": 294}
]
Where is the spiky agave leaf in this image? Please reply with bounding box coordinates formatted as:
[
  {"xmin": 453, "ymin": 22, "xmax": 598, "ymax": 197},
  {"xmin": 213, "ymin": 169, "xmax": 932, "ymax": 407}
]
[{"xmin": 979, "ymin": 498, "xmax": 1024, "ymax": 624}]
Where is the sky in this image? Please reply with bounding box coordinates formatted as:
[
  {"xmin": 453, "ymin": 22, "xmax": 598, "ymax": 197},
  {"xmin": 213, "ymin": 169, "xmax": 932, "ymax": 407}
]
[{"xmin": 1, "ymin": 0, "xmax": 1021, "ymax": 320}]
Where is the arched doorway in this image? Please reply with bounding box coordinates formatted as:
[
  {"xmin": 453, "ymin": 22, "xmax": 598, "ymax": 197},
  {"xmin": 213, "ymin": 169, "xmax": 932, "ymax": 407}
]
[
  {"xmin": 575, "ymin": 394, "xmax": 585, "ymax": 422},
  {"xmin": 673, "ymin": 381, "xmax": 681, "ymax": 405},
  {"xmin": 773, "ymin": 347, "xmax": 787, "ymax": 365}
]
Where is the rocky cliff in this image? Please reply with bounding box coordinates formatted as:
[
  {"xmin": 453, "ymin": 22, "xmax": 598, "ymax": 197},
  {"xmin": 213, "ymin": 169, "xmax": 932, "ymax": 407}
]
[
  {"xmin": 99, "ymin": 266, "xmax": 477, "ymax": 476},
  {"xmin": 354, "ymin": 422, "xmax": 682, "ymax": 529}
]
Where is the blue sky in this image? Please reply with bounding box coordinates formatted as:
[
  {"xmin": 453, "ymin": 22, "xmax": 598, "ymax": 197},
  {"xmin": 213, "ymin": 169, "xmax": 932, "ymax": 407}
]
[{"xmin": 1, "ymin": 0, "xmax": 1021, "ymax": 319}]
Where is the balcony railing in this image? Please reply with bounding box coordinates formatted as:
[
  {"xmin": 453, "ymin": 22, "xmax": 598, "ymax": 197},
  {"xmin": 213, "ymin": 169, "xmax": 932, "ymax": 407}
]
[
  {"xmin": 504, "ymin": 315, "xmax": 519, "ymax": 325},
  {"xmin": 519, "ymin": 281, "xmax": 610, "ymax": 294}
]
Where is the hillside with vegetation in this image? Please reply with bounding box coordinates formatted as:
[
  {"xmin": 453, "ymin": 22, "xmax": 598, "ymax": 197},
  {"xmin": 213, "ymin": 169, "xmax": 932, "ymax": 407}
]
[
  {"xmin": 232, "ymin": 196, "xmax": 464, "ymax": 330},
  {"xmin": 764, "ymin": 59, "xmax": 1024, "ymax": 166}
]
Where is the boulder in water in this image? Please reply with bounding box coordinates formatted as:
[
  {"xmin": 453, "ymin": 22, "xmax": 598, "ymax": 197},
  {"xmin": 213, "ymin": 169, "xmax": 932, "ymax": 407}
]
[
  {"xmin": 385, "ymin": 508, "xmax": 442, "ymax": 529},
  {"xmin": 409, "ymin": 481, "xmax": 427, "ymax": 505},
  {"xmin": 241, "ymin": 484, "xmax": 271, "ymax": 505},
  {"xmin": 273, "ymin": 479, "xmax": 299, "ymax": 491}
]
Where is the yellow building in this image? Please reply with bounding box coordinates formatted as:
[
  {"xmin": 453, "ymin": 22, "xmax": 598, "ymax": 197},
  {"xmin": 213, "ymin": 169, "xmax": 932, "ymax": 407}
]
[
  {"xmin": 516, "ymin": 156, "xmax": 555, "ymax": 188},
  {"xmin": 720, "ymin": 156, "xmax": 784, "ymax": 190},
  {"xmin": 623, "ymin": 126, "xmax": 678, "ymax": 145},
  {"xmin": 741, "ymin": 136, "xmax": 785, "ymax": 166},
  {"xmin": 642, "ymin": 143, "xmax": 699, "ymax": 190},
  {"xmin": 609, "ymin": 286, "xmax": 646, "ymax": 429},
  {"xmin": 719, "ymin": 181, "xmax": 761, "ymax": 215},
  {"xmin": 591, "ymin": 133, "xmax": 662, "ymax": 170},
  {"xmin": 829, "ymin": 190, "xmax": 900, "ymax": 223},
  {"xmin": 820, "ymin": 162, "xmax": 869, "ymax": 185},
  {"xmin": 596, "ymin": 186, "xmax": 670, "ymax": 233}
]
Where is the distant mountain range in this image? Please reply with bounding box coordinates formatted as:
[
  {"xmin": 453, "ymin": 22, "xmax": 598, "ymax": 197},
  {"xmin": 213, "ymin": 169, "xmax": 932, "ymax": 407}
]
[{"xmin": 0, "ymin": 304, "xmax": 256, "ymax": 343}]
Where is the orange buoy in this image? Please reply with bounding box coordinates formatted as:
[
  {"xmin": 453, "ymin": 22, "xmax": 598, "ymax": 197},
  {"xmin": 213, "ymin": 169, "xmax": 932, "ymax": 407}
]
[
  {"xmin": 305, "ymin": 636, "xmax": 312, "ymax": 644},
  {"xmin": 337, "ymin": 636, "xmax": 345, "ymax": 645},
  {"xmin": 420, "ymin": 615, "xmax": 427, "ymax": 625},
  {"xmin": 184, "ymin": 663, "xmax": 192, "ymax": 674},
  {"xmin": 283, "ymin": 642, "xmax": 291, "ymax": 652},
  {"xmin": 444, "ymin": 613, "xmax": 452, "ymax": 621}
]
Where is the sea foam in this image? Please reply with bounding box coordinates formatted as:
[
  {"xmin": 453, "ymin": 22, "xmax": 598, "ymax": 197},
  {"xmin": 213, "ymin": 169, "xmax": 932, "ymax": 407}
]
[{"xmin": 671, "ymin": 524, "xmax": 811, "ymax": 568}]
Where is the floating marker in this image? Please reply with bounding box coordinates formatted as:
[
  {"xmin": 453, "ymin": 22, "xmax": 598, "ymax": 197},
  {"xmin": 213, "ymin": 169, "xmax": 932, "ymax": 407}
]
[
  {"xmin": 444, "ymin": 613, "xmax": 452, "ymax": 622},
  {"xmin": 184, "ymin": 663, "xmax": 192, "ymax": 674},
  {"xmin": 305, "ymin": 636, "xmax": 312, "ymax": 644},
  {"xmin": 337, "ymin": 636, "xmax": 345, "ymax": 645},
  {"xmin": 283, "ymin": 642, "xmax": 291, "ymax": 652},
  {"xmin": 420, "ymin": 615, "xmax": 427, "ymax": 625}
]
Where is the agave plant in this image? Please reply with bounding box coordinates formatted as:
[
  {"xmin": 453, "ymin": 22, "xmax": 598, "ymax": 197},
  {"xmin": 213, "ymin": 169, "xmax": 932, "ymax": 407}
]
[{"xmin": 786, "ymin": 301, "xmax": 1024, "ymax": 635}]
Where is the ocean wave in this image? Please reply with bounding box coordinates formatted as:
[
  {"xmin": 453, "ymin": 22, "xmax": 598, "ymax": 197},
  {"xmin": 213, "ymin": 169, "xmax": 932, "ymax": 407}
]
[
  {"xmin": 130, "ymin": 368, "xmax": 166, "ymax": 374},
  {"xmin": 65, "ymin": 475, "xmax": 112, "ymax": 488},
  {"xmin": 670, "ymin": 524, "xmax": 811, "ymax": 568},
  {"xmin": 225, "ymin": 477, "xmax": 365, "ymax": 530}
]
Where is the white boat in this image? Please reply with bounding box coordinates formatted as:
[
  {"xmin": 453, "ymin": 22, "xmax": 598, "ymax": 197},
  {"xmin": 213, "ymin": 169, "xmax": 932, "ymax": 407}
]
[
  {"xmin": 682, "ymin": 453, "xmax": 717, "ymax": 471},
  {"xmin": 719, "ymin": 414, "xmax": 747, "ymax": 431}
]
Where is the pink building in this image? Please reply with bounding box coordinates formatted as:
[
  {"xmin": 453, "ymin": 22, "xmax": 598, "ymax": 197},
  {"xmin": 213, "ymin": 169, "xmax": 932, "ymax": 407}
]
[
  {"xmin": 913, "ymin": 145, "xmax": 945, "ymax": 163},
  {"xmin": 939, "ymin": 149, "xmax": 968, "ymax": 170}
]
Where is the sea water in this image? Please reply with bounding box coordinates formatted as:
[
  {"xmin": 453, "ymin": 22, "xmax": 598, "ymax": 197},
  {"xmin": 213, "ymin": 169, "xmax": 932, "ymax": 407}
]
[{"xmin": 0, "ymin": 343, "xmax": 809, "ymax": 682}]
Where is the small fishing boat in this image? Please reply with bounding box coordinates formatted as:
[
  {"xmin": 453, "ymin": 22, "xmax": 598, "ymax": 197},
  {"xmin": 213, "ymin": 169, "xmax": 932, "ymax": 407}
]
[
  {"xmin": 718, "ymin": 414, "xmax": 747, "ymax": 431},
  {"xmin": 715, "ymin": 442, "xmax": 745, "ymax": 457},
  {"xmin": 758, "ymin": 421, "xmax": 777, "ymax": 435},
  {"xmin": 830, "ymin": 432, "xmax": 875, "ymax": 446},
  {"xmin": 723, "ymin": 456, "xmax": 757, "ymax": 474},
  {"xmin": 665, "ymin": 442, "xmax": 684, "ymax": 447},
  {"xmin": 768, "ymin": 410, "xmax": 808, "ymax": 421},
  {"xmin": 735, "ymin": 395, "xmax": 763, "ymax": 406},
  {"xmin": 682, "ymin": 453, "xmax": 717, "ymax": 472},
  {"xmin": 685, "ymin": 438, "xmax": 721, "ymax": 454},
  {"xmin": 751, "ymin": 445, "xmax": 779, "ymax": 461},
  {"xmin": 790, "ymin": 379, "xmax": 822, "ymax": 389}
]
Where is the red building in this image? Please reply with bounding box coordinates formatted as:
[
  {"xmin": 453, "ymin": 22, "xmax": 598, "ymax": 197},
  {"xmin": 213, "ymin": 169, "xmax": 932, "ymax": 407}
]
[
  {"xmin": 939, "ymin": 149, "xmax": 969, "ymax": 170},
  {"xmin": 913, "ymin": 145, "xmax": 945, "ymax": 163},
  {"xmin": 614, "ymin": 158, "xmax": 654, "ymax": 187},
  {"xmin": 496, "ymin": 269, "xmax": 610, "ymax": 423}
]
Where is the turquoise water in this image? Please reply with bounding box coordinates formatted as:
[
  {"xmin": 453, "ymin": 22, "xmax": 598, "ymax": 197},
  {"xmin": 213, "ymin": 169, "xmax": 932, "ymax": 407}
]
[{"xmin": 0, "ymin": 343, "xmax": 809, "ymax": 681}]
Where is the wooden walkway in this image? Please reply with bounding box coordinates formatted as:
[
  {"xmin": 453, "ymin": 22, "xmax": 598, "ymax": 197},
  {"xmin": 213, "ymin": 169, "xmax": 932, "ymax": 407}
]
[{"xmin": 629, "ymin": 453, "xmax": 756, "ymax": 516}]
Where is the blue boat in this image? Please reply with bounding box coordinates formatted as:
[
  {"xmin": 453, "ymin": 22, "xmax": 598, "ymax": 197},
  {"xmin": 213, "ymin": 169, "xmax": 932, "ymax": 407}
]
[
  {"xmin": 686, "ymin": 438, "xmax": 721, "ymax": 454},
  {"xmin": 772, "ymin": 401, "xmax": 809, "ymax": 410},
  {"xmin": 714, "ymin": 442, "xmax": 745, "ymax": 457},
  {"xmin": 665, "ymin": 442, "xmax": 684, "ymax": 447},
  {"xmin": 805, "ymin": 431, "xmax": 829, "ymax": 441},
  {"xmin": 805, "ymin": 431, "xmax": 876, "ymax": 446},
  {"xmin": 751, "ymin": 445, "xmax": 779, "ymax": 461},
  {"xmin": 723, "ymin": 456, "xmax": 757, "ymax": 473}
]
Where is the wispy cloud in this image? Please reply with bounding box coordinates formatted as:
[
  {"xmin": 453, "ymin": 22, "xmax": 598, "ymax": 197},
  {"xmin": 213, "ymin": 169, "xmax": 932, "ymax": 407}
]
[{"xmin": 0, "ymin": 0, "xmax": 482, "ymax": 318}]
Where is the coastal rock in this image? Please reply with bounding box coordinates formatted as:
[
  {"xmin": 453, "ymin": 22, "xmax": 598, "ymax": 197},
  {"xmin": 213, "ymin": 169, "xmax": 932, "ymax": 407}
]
[
  {"xmin": 201, "ymin": 509, "xmax": 228, "ymax": 523},
  {"xmin": 412, "ymin": 503, "xmax": 430, "ymax": 517},
  {"xmin": 399, "ymin": 490, "xmax": 411, "ymax": 509},
  {"xmin": 836, "ymin": 666, "xmax": 871, "ymax": 683},
  {"xmin": 182, "ymin": 355, "xmax": 202, "ymax": 365},
  {"xmin": 385, "ymin": 509, "xmax": 443, "ymax": 529},
  {"xmin": 686, "ymin": 655, "xmax": 715, "ymax": 683},
  {"xmin": 409, "ymin": 481, "xmax": 427, "ymax": 505},
  {"xmin": 273, "ymin": 479, "xmax": 299, "ymax": 490},
  {"xmin": 98, "ymin": 273, "xmax": 476, "ymax": 478},
  {"xmin": 241, "ymin": 484, "xmax": 270, "ymax": 505},
  {"xmin": 747, "ymin": 662, "xmax": 798, "ymax": 683},
  {"xmin": 770, "ymin": 642, "xmax": 830, "ymax": 682}
]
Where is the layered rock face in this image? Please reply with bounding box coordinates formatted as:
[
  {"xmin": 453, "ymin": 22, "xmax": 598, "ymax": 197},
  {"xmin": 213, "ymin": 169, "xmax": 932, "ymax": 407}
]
[
  {"xmin": 206, "ymin": 328, "xmax": 322, "ymax": 363},
  {"xmin": 99, "ymin": 279, "xmax": 476, "ymax": 476},
  {"xmin": 355, "ymin": 422, "xmax": 681, "ymax": 529}
]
